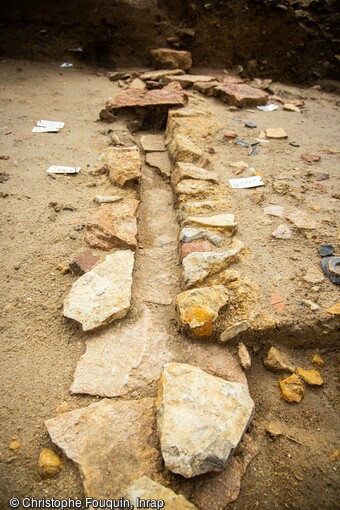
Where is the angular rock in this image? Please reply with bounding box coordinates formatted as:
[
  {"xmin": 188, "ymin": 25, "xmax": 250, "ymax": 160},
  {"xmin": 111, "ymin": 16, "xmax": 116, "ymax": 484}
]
[
  {"xmin": 220, "ymin": 321, "xmax": 251, "ymax": 342},
  {"xmin": 272, "ymin": 224, "xmax": 292, "ymax": 239},
  {"xmin": 288, "ymin": 210, "xmax": 318, "ymax": 229},
  {"xmin": 180, "ymin": 200, "xmax": 216, "ymax": 216},
  {"xmin": 279, "ymin": 374, "xmax": 304, "ymax": 403},
  {"xmin": 150, "ymin": 48, "xmax": 192, "ymax": 71},
  {"xmin": 130, "ymin": 78, "xmax": 146, "ymax": 90},
  {"xmin": 300, "ymin": 153, "xmax": 321, "ymax": 164},
  {"xmin": 183, "ymin": 240, "xmax": 244, "ymax": 287},
  {"xmin": 265, "ymin": 128, "xmax": 288, "ymax": 139},
  {"xmin": 124, "ymin": 476, "xmax": 197, "ymax": 510},
  {"xmin": 156, "ymin": 363, "xmax": 254, "ymax": 477},
  {"xmin": 167, "ymin": 134, "xmax": 203, "ymax": 164},
  {"xmin": 283, "ymin": 103, "xmax": 301, "ymax": 113},
  {"xmin": 63, "ymin": 251, "xmax": 134, "ymax": 331},
  {"xmin": 45, "ymin": 398, "xmax": 161, "ymax": 498},
  {"xmin": 180, "ymin": 227, "xmax": 223, "ymax": 247},
  {"xmin": 103, "ymin": 147, "xmax": 141, "ymax": 187},
  {"xmin": 327, "ymin": 303, "xmax": 340, "ymax": 315},
  {"xmin": 105, "ymin": 86, "xmax": 187, "ymax": 115},
  {"xmin": 303, "ymin": 267, "xmax": 324, "ymax": 284},
  {"xmin": 312, "ymin": 354, "xmax": 325, "ymax": 367},
  {"xmin": 176, "ymin": 286, "xmax": 229, "ymax": 337},
  {"xmin": 181, "ymin": 240, "xmax": 214, "ymax": 260},
  {"xmin": 264, "ymin": 347, "xmax": 295, "ymax": 373},
  {"xmin": 175, "ymin": 179, "xmax": 215, "ymax": 195},
  {"xmin": 238, "ymin": 342, "xmax": 251, "ymax": 370},
  {"xmin": 70, "ymin": 250, "xmax": 99, "ymax": 275},
  {"xmin": 71, "ymin": 309, "xmax": 171, "ymax": 397},
  {"xmin": 140, "ymin": 134, "xmax": 166, "ymax": 152},
  {"xmin": 145, "ymin": 151, "xmax": 172, "ymax": 180},
  {"xmin": 86, "ymin": 199, "xmax": 138, "ymax": 250},
  {"xmin": 165, "ymin": 74, "xmax": 217, "ymax": 88},
  {"xmin": 264, "ymin": 205, "xmax": 285, "ymax": 218},
  {"xmin": 140, "ymin": 69, "xmax": 185, "ymax": 81},
  {"xmin": 185, "ymin": 213, "xmax": 237, "ymax": 234},
  {"xmin": 297, "ymin": 367, "xmax": 323, "ymax": 386},
  {"xmin": 193, "ymin": 81, "xmax": 220, "ymax": 96},
  {"xmin": 38, "ymin": 448, "xmax": 63, "ymax": 479},
  {"xmin": 171, "ymin": 162, "xmax": 219, "ymax": 186},
  {"xmin": 214, "ymin": 83, "xmax": 268, "ymax": 107}
]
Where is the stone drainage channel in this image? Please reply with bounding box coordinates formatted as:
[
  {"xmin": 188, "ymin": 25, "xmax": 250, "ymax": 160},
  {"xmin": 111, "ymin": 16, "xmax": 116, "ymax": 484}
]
[{"xmin": 43, "ymin": 115, "xmax": 258, "ymax": 509}]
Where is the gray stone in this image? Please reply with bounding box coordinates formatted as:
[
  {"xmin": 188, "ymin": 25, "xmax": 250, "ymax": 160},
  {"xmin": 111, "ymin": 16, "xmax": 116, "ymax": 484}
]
[
  {"xmin": 71, "ymin": 309, "xmax": 171, "ymax": 397},
  {"xmin": 156, "ymin": 363, "xmax": 254, "ymax": 477},
  {"xmin": 183, "ymin": 239, "xmax": 244, "ymax": 287},
  {"xmin": 63, "ymin": 251, "xmax": 134, "ymax": 331},
  {"xmin": 180, "ymin": 227, "xmax": 223, "ymax": 247},
  {"xmin": 45, "ymin": 398, "xmax": 161, "ymax": 498},
  {"xmin": 220, "ymin": 321, "xmax": 251, "ymax": 342}
]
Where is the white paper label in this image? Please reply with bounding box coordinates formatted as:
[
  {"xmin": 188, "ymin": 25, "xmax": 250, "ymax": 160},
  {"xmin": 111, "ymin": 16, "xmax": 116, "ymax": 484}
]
[
  {"xmin": 257, "ymin": 104, "xmax": 278, "ymax": 111},
  {"xmin": 229, "ymin": 176, "xmax": 264, "ymax": 188},
  {"xmin": 32, "ymin": 126, "xmax": 60, "ymax": 133},
  {"xmin": 37, "ymin": 120, "xmax": 65, "ymax": 129},
  {"xmin": 46, "ymin": 166, "xmax": 81, "ymax": 174}
]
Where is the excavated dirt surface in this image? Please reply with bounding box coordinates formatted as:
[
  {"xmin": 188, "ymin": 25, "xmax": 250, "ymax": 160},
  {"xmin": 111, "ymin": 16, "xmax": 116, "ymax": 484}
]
[{"xmin": 0, "ymin": 60, "xmax": 339, "ymax": 509}]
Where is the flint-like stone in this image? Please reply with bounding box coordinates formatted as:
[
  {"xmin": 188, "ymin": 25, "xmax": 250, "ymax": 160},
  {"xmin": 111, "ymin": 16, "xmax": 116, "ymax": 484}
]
[
  {"xmin": 185, "ymin": 214, "xmax": 237, "ymax": 234},
  {"xmin": 86, "ymin": 199, "xmax": 139, "ymax": 250},
  {"xmin": 71, "ymin": 309, "xmax": 171, "ymax": 397},
  {"xmin": 124, "ymin": 477, "xmax": 197, "ymax": 510},
  {"xmin": 180, "ymin": 227, "xmax": 223, "ymax": 247},
  {"xmin": 214, "ymin": 84, "xmax": 268, "ymax": 107},
  {"xmin": 45, "ymin": 398, "xmax": 161, "ymax": 498},
  {"xmin": 63, "ymin": 251, "xmax": 134, "ymax": 331},
  {"xmin": 150, "ymin": 48, "xmax": 192, "ymax": 71},
  {"xmin": 103, "ymin": 147, "xmax": 141, "ymax": 187},
  {"xmin": 183, "ymin": 239, "xmax": 244, "ymax": 287},
  {"xmin": 176, "ymin": 285, "xmax": 229, "ymax": 337},
  {"xmin": 156, "ymin": 363, "xmax": 254, "ymax": 477},
  {"xmin": 220, "ymin": 321, "xmax": 251, "ymax": 342},
  {"xmin": 171, "ymin": 162, "xmax": 219, "ymax": 186}
]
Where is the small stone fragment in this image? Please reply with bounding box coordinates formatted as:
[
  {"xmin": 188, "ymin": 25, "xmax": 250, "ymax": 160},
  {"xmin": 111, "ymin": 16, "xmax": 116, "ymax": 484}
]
[
  {"xmin": 303, "ymin": 267, "xmax": 324, "ymax": 284},
  {"xmin": 38, "ymin": 448, "xmax": 63, "ymax": 479},
  {"xmin": 301, "ymin": 299, "xmax": 319, "ymax": 311},
  {"xmin": 86, "ymin": 199, "xmax": 138, "ymax": 250},
  {"xmin": 283, "ymin": 103, "xmax": 301, "ymax": 112},
  {"xmin": 220, "ymin": 321, "xmax": 251, "ymax": 342},
  {"xmin": 326, "ymin": 303, "xmax": 340, "ymax": 315},
  {"xmin": 70, "ymin": 250, "xmax": 99, "ymax": 275},
  {"xmin": 172, "ymin": 162, "xmax": 219, "ymax": 186},
  {"xmin": 288, "ymin": 210, "xmax": 318, "ymax": 230},
  {"xmin": 312, "ymin": 354, "xmax": 325, "ymax": 367},
  {"xmin": 181, "ymin": 240, "xmax": 214, "ymax": 260},
  {"xmin": 245, "ymin": 121, "xmax": 257, "ymax": 128},
  {"xmin": 297, "ymin": 368, "xmax": 323, "ymax": 386},
  {"xmin": 140, "ymin": 134, "xmax": 165, "ymax": 152},
  {"xmin": 140, "ymin": 69, "xmax": 185, "ymax": 81},
  {"xmin": 183, "ymin": 240, "xmax": 244, "ymax": 287},
  {"xmin": 238, "ymin": 343, "xmax": 251, "ymax": 370},
  {"xmin": 63, "ymin": 251, "xmax": 134, "ymax": 331},
  {"xmin": 265, "ymin": 422, "xmax": 284, "ymax": 438},
  {"xmin": 103, "ymin": 147, "xmax": 141, "ymax": 187},
  {"xmin": 319, "ymin": 245, "xmax": 334, "ymax": 257},
  {"xmin": 214, "ymin": 83, "xmax": 268, "ymax": 107},
  {"xmin": 176, "ymin": 285, "xmax": 229, "ymax": 337},
  {"xmin": 94, "ymin": 195, "xmax": 123, "ymax": 204},
  {"xmin": 264, "ymin": 347, "xmax": 295, "ymax": 373},
  {"xmin": 273, "ymin": 180, "xmax": 290, "ymax": 194},
  {"xmin": 279, "ymin": 374, "xmax": 304, "ymax": 403},
  {"xmin": 300, "ymin": 153, "xmax": 321, "ymax": 164},
  {"xmin": 264, "ymin": 205, "xmax": 285, "ymax": 218},
  {"xmin": 57, "ymin": 264, "xmax": 71, "ymax": 275},
  {"xmin": 329, "ymin": 450, "xmax": 340, "ymax": 463},
  {"xmin": 265, "ymin": 128, "xmax": 288, "ymax": 139},
  {"xmin": 180, "ymin": 227, "xmax": 223, "ymax": 247},
  {"xmin": 229, "ymin": 160, "xmax": 248, "ymax": 169},
  {"xmin": 224, "ymin": 132, "xmax": 238, "ymax": 139},
  {"xmin": 272, "ymin": 224, "xmax": 292, "ymax": 239},
  {"xmin": 124, "ymin": 477, "xmax": 197, "ymax": 510},
  {"xmin": 9, "ymin": 440, "xmax": 21, "ymax": 452},
  {"xmin": 185, "ymin": 214, "xmax": 237, "ymax": 234},
  {"xmin": 156, "ymin": 363, "xmax": 254, "ymax": 477},
  {"xmin": 150, "ymin": 48, "xmax": 192, "ymax": 71},
  {"xmin": 315, "ymin": 172, "xmax": 329, "ymax": 181}
]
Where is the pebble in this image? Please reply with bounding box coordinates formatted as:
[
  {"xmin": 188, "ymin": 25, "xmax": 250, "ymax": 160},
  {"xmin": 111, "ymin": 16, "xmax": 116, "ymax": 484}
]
[
  {"xmin": 272, "ymin": 224, "xmax": 292, "ymax": 239},
  {"xmin": 265, "ymin": 128, "xmax": 288, "ymax": 139},
  {"xmin": 297, "ymin": 367, "xmax": 323, "ymax": 386},
  {"xmin": 326, "ymin": 303, "xmax": 340, "ymax": 315},
  {"xmin": 301, "ymin": 299, "xmax": 319, "ymax": 311},
  {"xmin": 279, "ymin": 374, "xmax": 304, "ymax": 403},
  {"xmin": 264, "ymin": 346, "xmax": 295, "ymax": 373},
  {"xmin": 283, "ymin": 103, "xmax": 301, "ymax": 113},
  {"xmin": 94, "ymin": 195, "xmax": 123, "ymax": 204},
  {"xmin": 238, "ymin": 342, "xmax": 251, "ymax": 370},
  {"xmin": 319, "ymin": 245, "xmax": 334, "ymax": 257},
  {"xmin": 245, "ymin": 120, "xmax": 257, "ymax": 128},
  {"xmin": 312, "ymin": 354, "xmax": 325, "ymax": 367},
  {"xmin": 9, "ymin": 440, "xmax": 21, "ymax": 452},
  {"xmin": 38, "ymin": 448, "xmax": 63, "ymax": 479},
  {"xmin": 220, "ymin": 321, "xmax": 251, "ymax": 342},
  {"xmin": 300, "ymin": 153, "xmax": 321, "ymax": 164}
]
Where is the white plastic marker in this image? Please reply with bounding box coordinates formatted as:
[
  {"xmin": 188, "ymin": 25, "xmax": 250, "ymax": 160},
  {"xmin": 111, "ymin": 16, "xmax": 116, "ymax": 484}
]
[
  {"xmin": 60, "ymin": 62, "xmax": 73, "ymax": 68},
  {"xmin": 229, "ymin": 176, "xmax": 264, "ymax": 188},
  {"xmin": 257, "ymin": 104, "xmax": 278, "ymax": 112},
  {"xmin": 32, "ymin": 120, "xmax": 65, "ymax": 133},
  {"xmin": 47, "ymin": 166, "xmax": 80, "ymax": 174}
]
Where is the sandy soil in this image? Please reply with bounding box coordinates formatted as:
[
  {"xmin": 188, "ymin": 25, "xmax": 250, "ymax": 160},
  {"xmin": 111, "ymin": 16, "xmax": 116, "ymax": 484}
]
[{"xmin": 0, "ymin": 60, "xmax": 339, "ymax": 509}]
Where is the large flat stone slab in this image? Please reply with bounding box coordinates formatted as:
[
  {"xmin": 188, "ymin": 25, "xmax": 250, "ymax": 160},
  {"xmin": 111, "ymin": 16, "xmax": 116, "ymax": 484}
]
[
  {"xmin": 124, "ymin": 476, "xmax": 197, "ymax": 510},
  {"xmin": 71, "ymin": 309, "xmax": 171, "ymax": 397},
  {"xmin": 63, "ymin": 251, "xmax": 134, "ymax": 331},
  {"xmin": 45, "ymin": 398, "xmax": 161, "ymax": 498},
  {"xmin": 150, "ymin": 48, "xmax": 192, "ymax": 71},
  {"xmin": 86, "ymin": 199, "xmax": 139, "ymax": 250},
  {"xmin": 183, "ymin": 240, "xmax": 244, "ymax": 287},
  {"xmin": 156, "ymin": 363, "xmax": 254, "ymax": 477},
  {"xmin": 214, "ymin": 83, "xmax": 268, "ymax": 107},
  {"xmin": 140, "ymin": 69, "xmax": 185, "ymax": 81},
  {"xmin": 171, "ymin": 162, "xmax": 219, "ymax": 186},
  {"xmin": 165, "ymin": 74, "xmax": 217, "ymax": 88},
  {"xmin": 103, "ymin": 147, "xmax": 142, "ymax": 187}
]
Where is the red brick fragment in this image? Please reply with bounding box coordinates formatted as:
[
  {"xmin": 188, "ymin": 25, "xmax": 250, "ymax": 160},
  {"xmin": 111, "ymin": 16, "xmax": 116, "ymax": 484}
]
[
  {"xmin": 70, "ymin": 250, "xmax": 99, "ymax": 275},
  {"xmin": 181, "ymin": 241, "xmax": 214, "ymax": 260}
]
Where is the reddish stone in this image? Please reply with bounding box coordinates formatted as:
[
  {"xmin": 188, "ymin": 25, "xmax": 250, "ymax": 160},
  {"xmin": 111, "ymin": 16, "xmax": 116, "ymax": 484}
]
[
  {"xmin": 105, "ymin": 85, "xmax": 188, "ymax": 112},
  {"xmin": 224, "ymin": 132, "xmax": 238, "ymax": 139},
  {"xmin": 164, "ymin": 74, "xmax": 217, "ymax": 89},
  {"xmin": 271, "ymin": 291, "xmax": 285, "ymax": 312},
  {"xmin": 300, "ymin": 153, "xmax": 321, "ymax": 164},
  {"xmin": 221, "ymin": 75, "xmax": 243, "ymax": 85},
  {"xmin": 70, "ymin": 250, "xmax": 99, "ymax": 275},
  {"xmin": 214, "ymin": 83, "xmax": 268, "ymax": 107},
  {"xmin": 150, "ymin": 48, "xmax": 192, "ymax": 71},
  {"xmin": 180, "ymin": 241, "xmax": 214, "ymax": 260},
  {"xmin": 193, "ymin": 81, "xmax": 219, "ymax": 96},
  {"xmin": 140, "ymin": 69, "xmax": 185, "ymax": 81}
]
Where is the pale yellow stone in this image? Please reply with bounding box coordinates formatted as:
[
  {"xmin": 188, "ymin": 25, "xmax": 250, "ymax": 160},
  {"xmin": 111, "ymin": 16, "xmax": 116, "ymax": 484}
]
[
  {"xmin": 279, "ymin": 374, "xmax": 304, "ymax": 403},
  {"xmin": 172, "ymin": 162, "xmax": 219, "ymax": 186},
  {"xmin": 9, "ymin": 440, "xmax": 21, "ymax": 452},
  {"xmin": 327, "ymin": 303, "xmax": 340, "ymax": 315},
  {"xmin": 312, "ymin": 354, "xmax": 325, "ymax": 368},
  {"xmin": 38, "ymin": 448, "xmax": 63, "ymax": 479},
  {"xmin": 297, "ymin": 367, "xmax": 323, "ymax": 386},
  {"xmin": 220, "ymin": 321, "xmax": 251, "ymax": 342},
  {"xmin": 264, "ymin": 347, "xmax": 295, "ymax": 373},
  {"xmin": 103, "ymin": 147, "xmax": 141, "ymax": 187},
  {"xmin": 265, "ymin": 128, "xmax": 288, "ymax": 139}
]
